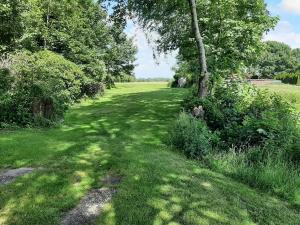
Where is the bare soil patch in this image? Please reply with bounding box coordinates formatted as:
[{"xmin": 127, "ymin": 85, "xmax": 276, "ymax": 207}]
[
  {"xmin": 0, "ymin": 167, "xmax": 35, "ymax": 185},
  {"xmin": 60, "ymin": 188, "xmax": 116, "ymax": 225},
  {"xmin": 101, "ymin": 174, "xmax": 122, "ymax": 186}
]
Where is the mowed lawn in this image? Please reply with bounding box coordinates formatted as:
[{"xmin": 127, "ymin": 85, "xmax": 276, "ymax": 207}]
[{"xmin": 0, "ymin": 83, "xmax": 299, "ymax": 225}]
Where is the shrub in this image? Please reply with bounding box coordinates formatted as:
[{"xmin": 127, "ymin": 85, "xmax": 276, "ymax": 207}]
[
  {"xmin": 0, "ymin": 50, "xmax": 85, "ymax": 127},
  {"xmin": 169, "ymin": 112, "xmax": 219, "ymax": 159},
  {"xmin": 183, "ymin": 81, "xmax": 298, "ymax": 151},
  {"xmin": 81, "ymin": 79, "xmax": 105, "ymax": 98},
  {"xmin": 171, "ymin": 61, "xmax": 194, "ymax": 88},
  {"xmin": 178, "ymin": 80, "xmax": 300, "ymax": 204},
  {"xmin": 0, "ymin": 68, "xmax": 12, "ymax": 93},
  {"xmin": 276, "ymin": 71, "xmax": 300, "ymax": 85}
]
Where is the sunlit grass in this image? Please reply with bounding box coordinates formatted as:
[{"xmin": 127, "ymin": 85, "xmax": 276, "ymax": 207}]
[
  {"xmin": 0, "ymin": 83, "xmax": 299, "ymax": 225},
  {"xmin": 259, "ymin": 84, "xmax": 300, "ymax": 112}
]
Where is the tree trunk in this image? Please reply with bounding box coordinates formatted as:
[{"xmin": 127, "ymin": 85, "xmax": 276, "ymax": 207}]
[
  {"xmin": 188, "ymin": 0, "xmax": 209, "ymax": 98},
  {"xmin": 44, "ymin": 0, "xmax": 51, "ymax": 49}
]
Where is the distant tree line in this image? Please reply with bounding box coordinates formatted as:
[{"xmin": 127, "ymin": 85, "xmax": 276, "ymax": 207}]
[
  {"xmin": 255, "ymin": 41, "xmax": 300, "ymax": 79},
  {"xmin": 0, "ymin": 0, "xmax": 137, "ymax": 127},
  {"xmin": 136, "ymin": 77, "xmax": 171, "ymax": 82},
  {"xmin": 173, "ymin": 40, "xmax": 300, "ymax": 85}
]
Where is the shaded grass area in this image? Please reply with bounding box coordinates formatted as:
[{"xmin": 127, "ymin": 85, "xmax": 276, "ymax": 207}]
[{"xmin": 0, "ymin": 83, "xmax": 299, "ymax": 225}]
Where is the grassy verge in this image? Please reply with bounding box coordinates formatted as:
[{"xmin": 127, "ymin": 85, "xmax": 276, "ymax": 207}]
[
  {"xmin": 205, "ymin": 83, "xmax": 300, "ymax": 207},
  {"xmin": 0, "ymin": 83, "xmax": 299, "ymax": 225},
  {"xmin": 259, "ymin": 84, "xmax": 300, "ymax": 112}
]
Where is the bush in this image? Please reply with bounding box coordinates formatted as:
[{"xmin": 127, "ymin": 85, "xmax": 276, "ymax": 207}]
[
  {"xmin": 169, "ymin": 112, "xmax": 219, "ymax": 159},
  {"xmin": 81, "ymin": 79, "xmax": 105, "ymax": 98},
  {"xmin": 0, "ymin": 50, "xmax": 85, "ymax": 127},
  {"xmin": 183, "ymin": 81, "xmax": 298, "ymax": 151},
  {"xmin": 171, "ymin": 61, "xmax": 195, "ymax": 88},
  {"xmin": 276, "ymin": 71, "xmax": 300, "ymax": 85},
  {"xmin": 178, "ymin": 80, "xmax": 300, "ymax": 204}
]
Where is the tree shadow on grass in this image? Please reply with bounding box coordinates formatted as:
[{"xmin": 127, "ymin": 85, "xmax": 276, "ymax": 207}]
[
  {"xmin": 1, "ymin": 86, "xmax": 299, "ymax": 225},
  {"xmin": 100, "ymin": 149, "xmax": 300, "ymax": 225},
  {"xmin": 0, "ymin": 87, "xmax": 185, "ymax": 225}
]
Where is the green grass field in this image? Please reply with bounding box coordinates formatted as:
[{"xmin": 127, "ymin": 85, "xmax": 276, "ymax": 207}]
[
  {"xmin": 259, "ymin": 84, "xmax": 300, "ymax": 112},
  {"xmin": 0, "ymin": 83, "xmax": 299, "ymax": 225}
]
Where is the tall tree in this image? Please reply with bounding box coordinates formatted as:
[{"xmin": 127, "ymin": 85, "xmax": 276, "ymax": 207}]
[
  {"xmin": 5, "ymin": 0, "xmax": 137, "ymax": 83},
  {"xmin": 188, "ymin": 0, "xmax": 208, "ymax": 97},
  {"xmin": 257, "ymin": 41, "xmax": 299, "ymax": 78},
  {"xmin": 110, "ymin": 0, "xmax": 277, "ymax": 96},
  {"xmin": 0, "ymin": 0, "xmax": 25, "ymax": 52}
]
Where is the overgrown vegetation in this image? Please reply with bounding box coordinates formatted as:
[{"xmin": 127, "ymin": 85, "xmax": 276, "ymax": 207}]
[
  {"xmin": 0, "ymin": 0, "xmax": 136, "ymax": 127},
  {"xmin": 183, "ymin": 81, "xmax": 298, "ymax": 149},
  {"xmin": 169, "ymin": 112, "xmax": 218, "ymax": 159},
  {"xmin": 170, "ymin": 81, "xmax": 300, "ymax": 205},
  {"xmin": 261, "ymin": 84, "xmax": 300, "ymax": 111}
]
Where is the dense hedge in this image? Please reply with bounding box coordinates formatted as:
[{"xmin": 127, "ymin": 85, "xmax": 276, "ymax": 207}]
[
  {"xmin": 276, "ymin": 72, "xmax": 300, "ymax": 85},
  {"xmin": 0, "ymin": 51, "xmax": 86, "ymax": 127}
]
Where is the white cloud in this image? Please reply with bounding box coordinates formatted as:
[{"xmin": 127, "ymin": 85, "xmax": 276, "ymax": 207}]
[
  {"xmin": 280, "ymin": 0, "xmax": 300, "ymax": 15},
  {"xmin": 126, "ymin": 21, "xmax": 177, "ymax": 78},
  {"xmin": 264, "ymin": 21, "xmax": 300, "ymax": 48}
]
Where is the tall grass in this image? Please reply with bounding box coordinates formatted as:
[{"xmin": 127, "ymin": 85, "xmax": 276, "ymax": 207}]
[
  {"xmin": 206, "ymin": 148, "xmax": 300, "ymax": 206},
  {"xmin": 171, "ymin": 82, "xmax": 300, "ymax": 206}
]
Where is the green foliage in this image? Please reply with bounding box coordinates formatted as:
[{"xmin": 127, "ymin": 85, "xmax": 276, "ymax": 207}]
[
  {"xmin": 183, "ymin": 81, "xmax": 298, "ymax": 150},
  {"xmin": 127, "ymin": 0, "xmax": 277, "ymax": 79},
  {"xmin": 81, "ymin": 79, "xmax": 106, "ymax": 98},
  {"xmin": 22, "ymin": 0, "xmax": 136, "ymax": 82},
  {"xmin": 276, "ymin": 71, "xmax": 300, "ymax": 85},
  {"xmin": 169, "ymin": 112, "xmax": 218, "ymax": 159},
  {"xmin": 261, "ymin": 84, "xmax": 300, "ymax": 112},
  {"xmin": 113, "ymin": 71, "xmax": 136, "ymax": 82},
  {"xmin": 0, "ymin": 51, "xmax": 84, "ymax": 126},
  {"xmin": 179, "ymin": 82, "xmax": 300, "ymax": 204},
  {"xmin": 171, "ymin": 61, "xmax": 194, "ymax": 87},
  {"xmin": 257, "ymin": 41, "xmax": 300, "ymax": 78},
  {"xmin": 104, "ymin": 30, "xmax": 137, "ymax": 80},
  {"xmin": 0, "ymin": 68, "xmax": 12, "ymax": 93},
  {"xmin": 0, "ymin": 0, "xmax": 25, "ymax": 52},
  {"xmin": 207, "ymin": 148, "xmax": 300, "ymax": 205},
  {"xmin": 0, "ymin": 0, "xmax": 137, "ymax": 127},
  {"xmin": 1, "ymin": 0, "xmax": 136, "ymax": 85}
]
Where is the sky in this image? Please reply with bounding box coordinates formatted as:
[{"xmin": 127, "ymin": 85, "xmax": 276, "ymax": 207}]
[
  {"xmin": 125, "ymin": 21, "xmax": 177, "ymax": 79},
  {"xmin": 126, "ymin": 0, "xmax": 300, "ymax": 78},
  {"xmin": 264, "ymin": 0, "xmax": 300, "ymax": 48}
]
